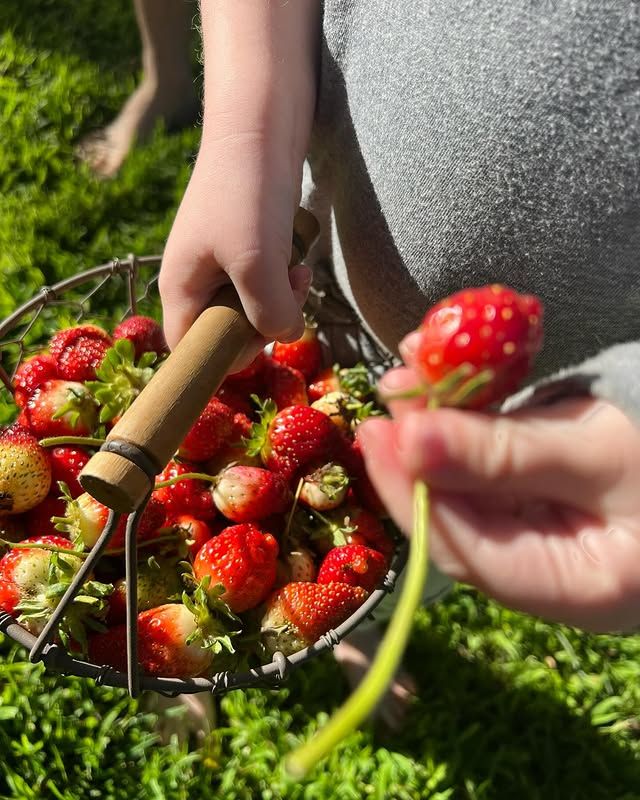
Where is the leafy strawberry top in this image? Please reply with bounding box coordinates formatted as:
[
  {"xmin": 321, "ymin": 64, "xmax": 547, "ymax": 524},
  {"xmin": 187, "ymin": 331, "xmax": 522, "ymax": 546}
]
[{"xmin": 87, "ymin": 338, "xmax": 157, "ymax": 423}]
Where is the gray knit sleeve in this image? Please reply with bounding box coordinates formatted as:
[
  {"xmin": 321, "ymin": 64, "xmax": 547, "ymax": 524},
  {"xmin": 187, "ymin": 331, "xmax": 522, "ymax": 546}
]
[{"xmin": 502, "ymin": 342, "xmax": 640, "ymax": 427}]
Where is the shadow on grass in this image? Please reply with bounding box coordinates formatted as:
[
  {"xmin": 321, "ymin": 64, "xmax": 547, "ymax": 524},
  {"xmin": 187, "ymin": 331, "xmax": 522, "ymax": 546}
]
[{"xmin": 286, "ymin": 630, "xmax": 640, "ymax": 800}]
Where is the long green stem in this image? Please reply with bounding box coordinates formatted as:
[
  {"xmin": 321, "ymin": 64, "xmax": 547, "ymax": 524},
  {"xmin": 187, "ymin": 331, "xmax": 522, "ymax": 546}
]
[
  {"xmin": 39, "ymin": 436, "xmax": 106, "ymax": 448},
  {"xmin": 155, "ymin": 472, "xmax": 218, "ymax": 488},
  {"xmin": 286, "ymin": 479, "xmax": 430, "ymax": 778}
]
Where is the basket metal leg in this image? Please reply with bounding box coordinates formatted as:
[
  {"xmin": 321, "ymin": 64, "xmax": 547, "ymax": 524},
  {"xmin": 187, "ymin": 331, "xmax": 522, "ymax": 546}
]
[
  {"xmin": 124, "ymin": 497, "xmax": 150, "ymax": 698},
  {"xmin": 29, "ymin": 510, "xmax": 123, "ymax": 663}
]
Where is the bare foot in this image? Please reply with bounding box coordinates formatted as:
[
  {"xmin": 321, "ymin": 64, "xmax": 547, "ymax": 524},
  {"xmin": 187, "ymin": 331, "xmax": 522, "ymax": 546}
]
[
  {"xmin": 142, "ymin": 691, "xmax": 215, "ymax": 746},
  {"xmin": 333, "ymin": 626, "xmax": 417, "ymax": 730},
  {"xmin": 78, "ymin": 77, "xmax": 199, "ymax": 178}
]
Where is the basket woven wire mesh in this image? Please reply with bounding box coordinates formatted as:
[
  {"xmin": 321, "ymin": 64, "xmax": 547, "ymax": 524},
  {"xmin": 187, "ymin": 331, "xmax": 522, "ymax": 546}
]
[{"xmin": 0, "ymin": 256, "xmax": 407, "ymax": 698}]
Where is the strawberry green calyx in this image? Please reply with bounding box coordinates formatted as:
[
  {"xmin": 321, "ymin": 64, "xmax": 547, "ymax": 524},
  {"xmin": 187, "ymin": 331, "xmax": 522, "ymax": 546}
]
[
  {"xmin": 182, "ymin": 579, "xmax": 240, "ymax": 657},
  {"xmin": 300, "ymin": 464, "xmax": 349, "ymax": 511},
  {"xmin": 87, "ymin": 338, "xmax": 157, "ymax": 424},
  {"xmin": 335, "ymin": 363, "xmax": 374, "ymax": 401},
  {"xmin": 50, "ymin": 383, "xmax": 99, "ymax": 431},
  {"xmin": 244, "ymin": 396, "xmax": 278, "ymax": 460},
  {"xmin": 15, "ymin": 549, "xmax": 114, "ymax": 655},
  {"xmin": 306, "ymin": 507, "xmax": 357, "ymax": 547}
]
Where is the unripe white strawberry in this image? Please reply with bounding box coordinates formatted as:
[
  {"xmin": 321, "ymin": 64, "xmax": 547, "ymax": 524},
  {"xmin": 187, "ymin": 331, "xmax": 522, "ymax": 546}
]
[
  {"xmin": 299, "ymin": 463, "xmax": 349, "ymax": 511},
  {"xmin": 310, "ymin": 392, "xmax": 355, "ymax": 433},
  {"xmin": 0, "ymin": 424, "xmax": 51, "ymax": 514}
]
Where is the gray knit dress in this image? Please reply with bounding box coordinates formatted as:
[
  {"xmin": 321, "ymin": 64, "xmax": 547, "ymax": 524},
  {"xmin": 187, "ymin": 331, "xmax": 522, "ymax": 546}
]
[
  {"xmin": 306, "ymin": 0, "xmax": 640, "ymax": 425},
  {"xmin": 302, "ymin": 0, "xmax": 640, "ymax": 610}
]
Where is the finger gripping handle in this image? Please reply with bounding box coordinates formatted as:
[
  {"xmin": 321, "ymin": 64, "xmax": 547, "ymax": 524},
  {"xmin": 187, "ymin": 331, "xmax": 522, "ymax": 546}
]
[{"xmin": 80, "ymin": 208, "xmax": 319, "ymax": 513}]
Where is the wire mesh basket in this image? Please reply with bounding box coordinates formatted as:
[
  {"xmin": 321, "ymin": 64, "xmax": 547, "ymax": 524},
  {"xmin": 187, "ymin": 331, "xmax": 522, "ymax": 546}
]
[{"xmin": 0, "ymin": 255, "xmax": 407, "ymax": 698}]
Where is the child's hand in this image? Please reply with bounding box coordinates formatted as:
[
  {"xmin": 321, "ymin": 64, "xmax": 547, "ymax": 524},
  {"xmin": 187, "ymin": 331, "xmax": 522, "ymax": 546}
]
[
  {"xmin": 358, "ymin": 364, "xmax": 640, "ymax": 633},
  {"xmin": 159, "ymin": 140, "xmax": 312, "ymax": 352},
  {"xmin": 159, "ymin": 0, "xmax": 319, "ymax": 353}
]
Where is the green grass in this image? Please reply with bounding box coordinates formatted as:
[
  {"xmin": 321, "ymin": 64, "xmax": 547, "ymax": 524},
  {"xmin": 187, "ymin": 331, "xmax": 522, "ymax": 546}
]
[{"xmin": 1, "ymin": 2, "xmax": 640, "ymax": 798}]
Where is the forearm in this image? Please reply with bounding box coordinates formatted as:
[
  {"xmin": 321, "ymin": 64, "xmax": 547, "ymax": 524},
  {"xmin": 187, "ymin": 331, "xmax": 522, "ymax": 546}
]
[{"xmin": 200, "ymin": 0, "xmax": 320, "ymax": 166}]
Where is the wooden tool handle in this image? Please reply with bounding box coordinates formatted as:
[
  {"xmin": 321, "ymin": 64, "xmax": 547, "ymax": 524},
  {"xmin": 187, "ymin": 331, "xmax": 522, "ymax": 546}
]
[{"xmin": 80, "ymin": 207, "xmax": 319, "ymax": 513}]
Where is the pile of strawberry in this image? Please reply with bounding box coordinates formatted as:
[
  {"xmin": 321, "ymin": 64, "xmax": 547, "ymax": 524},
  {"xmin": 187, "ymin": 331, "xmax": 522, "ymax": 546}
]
[{"xmin": 0, "ymin": 315, "xmax": 396, "ymax": 678}]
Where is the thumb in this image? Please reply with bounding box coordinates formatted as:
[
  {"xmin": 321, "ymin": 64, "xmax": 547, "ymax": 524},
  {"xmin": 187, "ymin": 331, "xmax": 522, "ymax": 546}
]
[{"xmin": 394, "ymin": 399, "xmax": 619, "ymax": 510}]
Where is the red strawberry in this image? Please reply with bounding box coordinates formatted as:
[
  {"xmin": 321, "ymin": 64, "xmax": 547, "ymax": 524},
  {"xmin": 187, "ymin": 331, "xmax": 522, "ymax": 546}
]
[
  {"xmin": 169, "ymin": 515, "xmax": 213, "ymax": 559},
  {"xmin": 113, "ymin": 315, "xmax": 168, "ymax": 360},
  {"xmin": 345, "ymin": 508, "xmax": 395, "ymax": 563},
  {"xmin": 227, "ymin": 350, "xmax": 269, "ymax": 384},
  {"xmin": 317, "ymin": 544, "xmax": 387, "ymax": 593},
  {"xmin": 89, "ymin": 601, "xmax": 228, "ymax": 678},
  {"xmin": 25, "ymin": 494, "xmax": 66, "ymax": 537},
  {"xmin": 264, "ymin": 361, "xmax": 308, "ymax": 409},
  {"xmin": 107, "ymin": 558, "xmax": 183, "ymax": 625},
  {"xmin": 50, "ymin": 324, "xmax": 113, "ymax": 382},
  {"xmin": 0, "ymin": 424, "xmax": 51, "ymax": 513},
  {"xmin": 307, "ymin": 367, "xmax": 339, "ymax": 403},
  {"xmin": 49, "ymin": 446, "xmax": 90, "ymax": 498},
  {"xmin": 261, "ymin": 582, "xmax": 368, "ymax": 656},
  {"xmin": 272, "ymin": 323, "xmax": 322, "ymax": 381},
  {"xmin": 307, "ymin": 363, "xmax": 373, "ymax": 403},
  {"xmin": 414, "ymin": 284, "xmax": 543, "ymax": 409},
  {"xmin": 20, "ymin": 379, "xmax": 98, "ymax": 437},
  {"xmin": 339, "ymin": 436, "xmax": 386, "ymax": 516},
  {"xmin": 212, "ymin": 465, "xmax": 290, "ymax": 523},
  {"xmin": 246, "ymin": 401, "xmax": 340, "ymax": 482},
  {"xmin": 153, "ymin": 460, "xmax": 216, "ymax": 521},
  {"xmin": 178, "ymin": 396, "xmax": 235, "ymax": 463},
  {"xmin": 13, "ymin": 354, "xmax": 58, "ymax": 408},
  {"xmin": 0, "ymin": 534, "xmax": 74, "ymax": 616},
  {"xmin": 312, "ymin": 506, "xmax": 394, "ymax": 563},
  {"xmin": 216, "ymin": 382, "xmax": 254, "ymax": 417},
  {"xmin": 60, "ymin": 492, "xmax": 165, "ymax": 553},
  {"xmin": 193, "ymin": 523, "xmax": 279, "ymax": 612},
  {"xmin": 0, "ymin": 534, "xmax": 111, "ymax": 650}
]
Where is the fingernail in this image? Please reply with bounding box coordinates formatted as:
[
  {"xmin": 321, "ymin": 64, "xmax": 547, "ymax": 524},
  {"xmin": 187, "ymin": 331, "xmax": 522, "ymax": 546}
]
[
  {"xmin": 399, "ymin": 331, "xmax": 421, "ymax": 363},
  {"xmin": 290, "ymin": 265, "xmax": 313, "ymax": 291},
  {"xmin": 378, "ymin": 367, "xmax": 413, "ymax": 392}
]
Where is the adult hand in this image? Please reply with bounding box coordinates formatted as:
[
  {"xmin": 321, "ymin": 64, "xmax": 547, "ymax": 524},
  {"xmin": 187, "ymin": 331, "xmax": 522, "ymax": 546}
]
[{"xmin": 358, "ymin": 362, "xmax": 640, "ymax": 633}]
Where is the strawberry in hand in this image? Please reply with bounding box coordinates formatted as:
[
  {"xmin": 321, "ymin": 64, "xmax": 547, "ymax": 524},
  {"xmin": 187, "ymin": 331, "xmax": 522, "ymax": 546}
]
[{"xmin": 411, "ymin": 284, "xmax": 543, "ymax": 408}]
